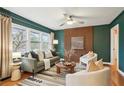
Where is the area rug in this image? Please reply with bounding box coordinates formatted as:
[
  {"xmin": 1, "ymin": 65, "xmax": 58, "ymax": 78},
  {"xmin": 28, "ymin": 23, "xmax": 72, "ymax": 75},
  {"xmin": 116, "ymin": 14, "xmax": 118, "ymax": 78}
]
[
  {"xmin": 17, "ymin": 74, "xmax": 65, "ymax": 86},
  {"xmin": 17, "ymin": 63, "xmax": 85, "ymax": 86},
  {"xmin": 40, "ymin": 63, "xmax": 86, "ymax": 78}
]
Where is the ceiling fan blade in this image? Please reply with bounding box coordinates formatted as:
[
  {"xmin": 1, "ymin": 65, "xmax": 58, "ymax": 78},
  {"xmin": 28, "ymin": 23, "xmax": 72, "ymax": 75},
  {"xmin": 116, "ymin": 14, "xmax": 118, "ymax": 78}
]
[
  {"xmin": 59, "ymin": 22, "xmax": 66, "ymax": 26},
  {"xmin": 71, "ymin": 15, "xmax": 84, "ymax": 19},
  {"xmin": 77, "ymin": 21, "xmax": 84, "ymax": 24},
  {"xmin": 63, "ymin": 13, "xmax": 68, "ymax": 17},
  {"xmin": 63, "ymin": 13, "xmax": 70, "ymax": 19}
]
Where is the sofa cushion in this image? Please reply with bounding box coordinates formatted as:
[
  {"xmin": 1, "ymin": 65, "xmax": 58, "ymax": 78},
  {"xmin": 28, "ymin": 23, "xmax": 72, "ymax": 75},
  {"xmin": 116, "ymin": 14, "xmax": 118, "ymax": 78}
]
[
  {"xmin": 49, "ymin": 56, "xmax": 60, "ymax": 62},
  {"xmin": 37, "ymin": 61, "xmax": 44, "ymax": 68}
]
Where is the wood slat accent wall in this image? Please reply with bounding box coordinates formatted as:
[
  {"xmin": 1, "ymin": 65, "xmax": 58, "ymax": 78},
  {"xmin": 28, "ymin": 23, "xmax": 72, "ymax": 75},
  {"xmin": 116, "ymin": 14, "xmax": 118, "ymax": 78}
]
[{"xmin": 64, "ymin": 26, "xmax": 93, "ymax": 62}]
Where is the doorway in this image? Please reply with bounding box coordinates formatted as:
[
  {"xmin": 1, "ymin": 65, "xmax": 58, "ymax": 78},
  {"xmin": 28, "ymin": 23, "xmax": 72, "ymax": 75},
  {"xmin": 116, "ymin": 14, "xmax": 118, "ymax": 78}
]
[{"xmin": 111, "ymin": 24, "xmax": 119, "ymax": 84}]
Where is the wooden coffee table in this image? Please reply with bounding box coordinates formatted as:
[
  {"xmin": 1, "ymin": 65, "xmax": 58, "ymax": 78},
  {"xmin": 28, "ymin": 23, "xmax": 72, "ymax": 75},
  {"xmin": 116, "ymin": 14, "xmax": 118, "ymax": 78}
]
[{"xmin": 55, "ymin": 62, "xmax": 76, "ymax": 74}]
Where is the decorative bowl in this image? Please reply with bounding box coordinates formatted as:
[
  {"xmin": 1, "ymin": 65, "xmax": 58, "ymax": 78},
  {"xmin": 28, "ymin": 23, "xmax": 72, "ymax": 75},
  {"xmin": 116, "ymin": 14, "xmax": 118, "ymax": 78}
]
[{"xmin": 64, "ymin": 62, "xmax": 72, "ymax": 66}]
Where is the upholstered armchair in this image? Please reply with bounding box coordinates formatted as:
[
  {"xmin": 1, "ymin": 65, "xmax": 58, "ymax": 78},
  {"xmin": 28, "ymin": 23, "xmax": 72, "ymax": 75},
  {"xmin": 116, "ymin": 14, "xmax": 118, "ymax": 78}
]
[{"xmin": 80, "ymin": 53, "xmax": 97, "ymax": 65}]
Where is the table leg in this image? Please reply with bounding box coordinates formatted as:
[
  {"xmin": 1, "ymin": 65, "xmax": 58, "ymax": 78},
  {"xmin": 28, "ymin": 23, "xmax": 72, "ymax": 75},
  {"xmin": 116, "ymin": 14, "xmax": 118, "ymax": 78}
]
[
  {"xmin": 57, "ymin": 67, "xmax": 60, "ymax": 74},
  {"xmin": 70, "ymin": 67, "xmax": 75, "ymax": 73}
]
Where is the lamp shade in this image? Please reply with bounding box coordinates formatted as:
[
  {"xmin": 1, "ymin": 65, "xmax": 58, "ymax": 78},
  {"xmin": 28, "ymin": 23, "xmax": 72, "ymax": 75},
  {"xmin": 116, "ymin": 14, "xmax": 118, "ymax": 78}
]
[
  {"xmin": 12, "ymin": 52, "xmax": 21, "ymax": 59},
  {"xmin": 53, "ymin": 40, "xmax": 58, "ymax": 44}
]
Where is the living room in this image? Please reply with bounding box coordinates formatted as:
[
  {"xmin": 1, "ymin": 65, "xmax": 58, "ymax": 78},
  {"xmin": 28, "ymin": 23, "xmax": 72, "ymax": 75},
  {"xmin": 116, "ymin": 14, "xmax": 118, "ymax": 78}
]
[{"xmin": 0, "ymin": 7, "xmax": 124, "ymax": 87}]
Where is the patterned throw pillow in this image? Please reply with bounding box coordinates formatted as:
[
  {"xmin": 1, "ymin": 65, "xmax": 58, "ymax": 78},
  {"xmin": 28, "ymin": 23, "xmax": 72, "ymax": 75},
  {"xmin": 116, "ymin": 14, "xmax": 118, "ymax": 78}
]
[
  {"xmin": 37, "ymin": 50, "xmax": 44, "ymax": 61},
  {"xmin": 45, "ymin": 50, "xmax": 53, "ymax": 58},
  {"xmin": 87, "ymin": 62, "xmax": 99, "ymax": 72},
  {"xmin": 87, "ymin": 59, "xmax": 104, "ymax": 72},
  {"xmin": 95, "ymin": 59, "xmax": 104, "ymax": 70}
]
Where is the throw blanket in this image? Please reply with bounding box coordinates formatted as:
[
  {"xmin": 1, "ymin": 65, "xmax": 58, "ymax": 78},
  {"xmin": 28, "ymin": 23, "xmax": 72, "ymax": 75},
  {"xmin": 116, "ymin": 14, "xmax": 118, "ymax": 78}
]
[{"xmin": 43, "ymin": 59, "xmax": 50, "ymax": 70}]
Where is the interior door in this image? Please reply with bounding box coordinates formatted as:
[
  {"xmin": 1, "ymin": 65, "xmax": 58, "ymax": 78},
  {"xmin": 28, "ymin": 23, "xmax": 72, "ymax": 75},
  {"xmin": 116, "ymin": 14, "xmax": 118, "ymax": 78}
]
[{"xmin": 111, "ymin": 24, "xmax": 119, "ymax": 85}]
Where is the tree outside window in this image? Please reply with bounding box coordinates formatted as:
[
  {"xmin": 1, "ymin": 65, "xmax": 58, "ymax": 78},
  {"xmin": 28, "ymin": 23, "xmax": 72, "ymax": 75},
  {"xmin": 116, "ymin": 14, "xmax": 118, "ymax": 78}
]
[{"xmin": 12, "ymin": 27, "xmax": 27, "ymax": 53}]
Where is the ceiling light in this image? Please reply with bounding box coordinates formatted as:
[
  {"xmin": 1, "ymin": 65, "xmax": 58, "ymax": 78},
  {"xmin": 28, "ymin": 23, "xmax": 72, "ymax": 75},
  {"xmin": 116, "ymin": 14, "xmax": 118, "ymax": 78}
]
[{"xmin": 67, "ymin": 20, "xmax": 75, "ymax": 25}]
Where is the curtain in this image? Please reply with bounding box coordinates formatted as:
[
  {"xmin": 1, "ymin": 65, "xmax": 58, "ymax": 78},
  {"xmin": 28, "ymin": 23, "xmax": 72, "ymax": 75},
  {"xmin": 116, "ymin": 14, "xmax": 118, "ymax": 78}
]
[
  {"xmin": 50, "ymin": 32, "xmax": 54, "ymax": 50},
  {"xmin": 0, "ymin": 15, "xmax": 12, "ymax": 79}
]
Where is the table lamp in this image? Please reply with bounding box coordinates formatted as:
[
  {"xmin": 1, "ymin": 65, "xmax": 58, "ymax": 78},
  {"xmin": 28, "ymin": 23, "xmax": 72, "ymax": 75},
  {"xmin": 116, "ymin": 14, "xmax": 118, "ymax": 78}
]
[
  {"xmin": 53, "ymin": 40, "xmax": 58, "ymax": 51},
  {"xmin": 53, "ymin": 40, "xmax": 58, "ymax": 44}
]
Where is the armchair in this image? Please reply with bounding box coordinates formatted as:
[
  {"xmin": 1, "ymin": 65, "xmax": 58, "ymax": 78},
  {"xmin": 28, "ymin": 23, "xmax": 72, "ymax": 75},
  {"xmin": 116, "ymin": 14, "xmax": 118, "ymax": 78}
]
[{"xmin": 80, "ymin": 53, "xmax": 97, "ymax": 65}]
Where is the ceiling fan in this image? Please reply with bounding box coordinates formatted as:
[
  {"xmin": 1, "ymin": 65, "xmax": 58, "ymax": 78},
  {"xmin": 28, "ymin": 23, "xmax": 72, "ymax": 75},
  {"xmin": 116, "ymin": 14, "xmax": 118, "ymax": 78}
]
[{"xmin": 59, "ymin": 14, "xmax": 85, "ymax": 26}]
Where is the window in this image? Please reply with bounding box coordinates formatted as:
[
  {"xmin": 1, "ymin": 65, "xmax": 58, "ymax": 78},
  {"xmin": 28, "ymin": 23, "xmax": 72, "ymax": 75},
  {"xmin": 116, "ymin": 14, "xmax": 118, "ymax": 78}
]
[
  {"xmin": 30, "ymin": 31, "xmax": 40, "ymax": 50},
  {"xmin": 12, "ymin": 27, "xmax": 27, "ymax": 53},
  {"xmin": 12, "ymin": 24, "xmax": 51, "ymax": 53},
  {"xmin": 41, "ymin": 33, "xmax": 51, "ymax": 51}
]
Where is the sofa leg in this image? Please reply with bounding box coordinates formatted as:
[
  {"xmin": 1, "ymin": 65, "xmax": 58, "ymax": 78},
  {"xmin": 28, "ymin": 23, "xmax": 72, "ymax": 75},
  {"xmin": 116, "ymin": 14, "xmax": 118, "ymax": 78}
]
[{"xmin": 32, "ymin": 69, "xmax": 35, "ymax": 78}]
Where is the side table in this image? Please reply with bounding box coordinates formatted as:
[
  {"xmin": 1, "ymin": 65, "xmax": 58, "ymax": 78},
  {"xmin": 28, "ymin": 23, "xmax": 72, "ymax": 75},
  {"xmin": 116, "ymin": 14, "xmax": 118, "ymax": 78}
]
[{"xmin": 10, "ymin": 62, "xmax": 22, "ymax": 81}]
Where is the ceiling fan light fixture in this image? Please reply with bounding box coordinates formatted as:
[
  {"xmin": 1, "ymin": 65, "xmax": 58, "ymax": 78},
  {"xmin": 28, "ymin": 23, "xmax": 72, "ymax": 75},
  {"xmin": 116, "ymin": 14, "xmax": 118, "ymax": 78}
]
[{"xmin": 66, "ymin": 20, "xmax": 75, "ymax": 25}]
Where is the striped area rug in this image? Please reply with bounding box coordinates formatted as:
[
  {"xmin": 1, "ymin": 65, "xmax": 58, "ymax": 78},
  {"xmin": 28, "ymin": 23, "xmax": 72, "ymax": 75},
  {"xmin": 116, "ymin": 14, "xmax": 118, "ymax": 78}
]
[
  {"xmin": 17, "ymin": 63, "xmax": 85, "ymax": 86},
  {"xmin": 17, "ymin": 74, "xmax": 65, "ymax": 86}
]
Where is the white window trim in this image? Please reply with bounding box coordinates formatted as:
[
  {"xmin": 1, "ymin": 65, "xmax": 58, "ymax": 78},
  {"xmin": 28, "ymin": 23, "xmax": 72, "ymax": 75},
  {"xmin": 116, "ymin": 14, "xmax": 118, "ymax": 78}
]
[{"xmin": 12, "ymin": 23, "xmax": 51, "ymax": 52}]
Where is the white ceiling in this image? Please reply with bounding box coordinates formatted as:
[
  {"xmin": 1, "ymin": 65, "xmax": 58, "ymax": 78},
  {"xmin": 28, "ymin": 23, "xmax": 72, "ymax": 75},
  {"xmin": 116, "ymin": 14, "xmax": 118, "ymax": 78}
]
[{"xmin": 4, "ymin": 7, "xmax": 124, "ymax": 30}]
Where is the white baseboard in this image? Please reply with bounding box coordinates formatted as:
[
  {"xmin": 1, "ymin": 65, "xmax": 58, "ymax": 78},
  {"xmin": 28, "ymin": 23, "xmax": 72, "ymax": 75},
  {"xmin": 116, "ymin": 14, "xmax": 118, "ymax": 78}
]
[
  {"xmin": 103, "ymin": 62, "xmax": 124, "ymax": 77},
  {"xmin": 118, "ymin": 69, "xmax": 124, "ymax": 77},
  {"xmin": 103, "ymin": 62, "xmax": 112, "ymax": 65}
]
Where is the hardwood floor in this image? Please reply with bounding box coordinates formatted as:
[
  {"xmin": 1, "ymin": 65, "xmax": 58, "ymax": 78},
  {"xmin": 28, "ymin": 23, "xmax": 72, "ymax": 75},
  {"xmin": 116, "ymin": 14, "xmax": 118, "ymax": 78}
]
[
  {"xmin": 0, "ymin": 72, "xmax": 31, "ymax": 86},
  {"xmin": 111, "ymin": 68, "xmax": 124, "ymax": 85},
  {"xmin": 0, "ymin": 65, "xmax": 124, "ymax": 86}
]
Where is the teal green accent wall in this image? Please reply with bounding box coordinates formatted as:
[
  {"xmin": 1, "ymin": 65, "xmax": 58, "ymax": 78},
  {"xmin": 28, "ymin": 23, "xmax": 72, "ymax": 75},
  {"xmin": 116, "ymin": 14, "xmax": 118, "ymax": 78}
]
[
  {"xmin": 110, "ymin": 11, "xmax": 124, "ymax": 72},
  {"xmin": 93, "ymin": 25, "xmax": 110, "ymax": 62},
  {"xmin": 54, "ymin": 30, "xmax": 64, "ymax": 58},
  {"xmin": 0, "ymin": 7, "xmax": 54, "ymax": 33}
]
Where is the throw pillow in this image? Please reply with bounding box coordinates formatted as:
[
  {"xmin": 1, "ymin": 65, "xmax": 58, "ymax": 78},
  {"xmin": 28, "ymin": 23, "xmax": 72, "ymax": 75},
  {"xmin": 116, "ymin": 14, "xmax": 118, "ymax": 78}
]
[
  {"xmin": 51, "ymin": 50, "xmax": 57, "ymax": 56},
  {"xmin": 28, "ymin": 52, "xmax": 33, "ymax": 59},
  {"xmin": 24, "ymin": 52, "xmax": 32, "ymax": 59},
  {"xmin": 30, "ymin": 51, "xmax": 39, "ymax": 61},
  {"xmin": 45, "ymin": 50, "xmax": 53, "ymax": 58},
  {"xmin": 87, "ymin": 62, "xmax": 99, "ymax": 72},
  {"xmin": 87, "ymin": 51, "xmax": 94, "ymax": 58},
  {"xmin": 37, "ymin": 50, "xmax": 44, "ymax": 61},
  {"xmin": 95, "ymin": 59, "xmax": 104, "ymax": 70},
  {"xmin": 24, "ymin": 52, "xmax": 29, "ymax": 57}
]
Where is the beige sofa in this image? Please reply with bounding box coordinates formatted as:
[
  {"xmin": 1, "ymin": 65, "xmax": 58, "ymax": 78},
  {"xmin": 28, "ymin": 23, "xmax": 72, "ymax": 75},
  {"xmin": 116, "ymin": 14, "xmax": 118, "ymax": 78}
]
[{"xmin": 66, "ymin": 67, "xmax": 110, "ymax": 86}]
